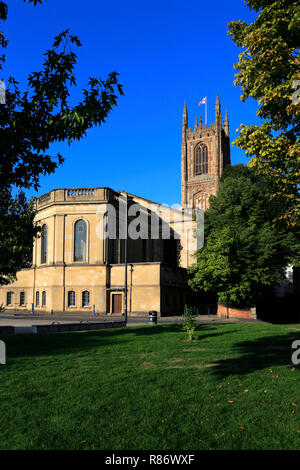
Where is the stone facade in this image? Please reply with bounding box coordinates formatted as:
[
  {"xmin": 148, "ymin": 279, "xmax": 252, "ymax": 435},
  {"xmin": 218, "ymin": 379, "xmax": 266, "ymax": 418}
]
[
  {"xmin": 0, "ymin": 96, "xmax": 230, "ymax": 316},
  {"xmin": 181, "ymin": 94, "xmax": 230, "ymax": 209},
  {"xmin": 0, "ymin": 188, "xmax": 192, "ymax": 316}
]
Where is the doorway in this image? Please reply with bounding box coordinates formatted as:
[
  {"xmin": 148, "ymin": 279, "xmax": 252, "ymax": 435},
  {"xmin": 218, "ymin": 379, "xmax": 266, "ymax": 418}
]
[{"xmin": 112, "ymin": 293, "xmax": 122, "ymax": 314}]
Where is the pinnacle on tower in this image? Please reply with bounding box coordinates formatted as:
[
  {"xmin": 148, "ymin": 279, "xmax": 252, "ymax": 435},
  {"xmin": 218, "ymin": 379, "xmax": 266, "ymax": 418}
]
[
  {"xmin": 194, "ymin": 117, "xmax": 198, "ymax": 129},
  {"xmin": 215, "ymin": 93, "xmax": 221, "ymax": 122},
  {"xmin": 182, "ymin": 101, "xmax": 188, "ymax": 127},
  {"xmin": 223, "ymin": 109, "xmax": 230, "ymax": 137}
]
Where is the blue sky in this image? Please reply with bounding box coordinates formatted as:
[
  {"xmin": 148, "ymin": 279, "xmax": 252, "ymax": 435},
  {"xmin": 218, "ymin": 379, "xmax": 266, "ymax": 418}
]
[{"xmin": 3, "ymin": 0, "xmax": 259, "ymax": 205}]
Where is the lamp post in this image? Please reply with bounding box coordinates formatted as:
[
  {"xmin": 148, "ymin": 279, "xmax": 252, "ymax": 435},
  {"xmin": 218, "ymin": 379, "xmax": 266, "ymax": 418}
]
[{"xmin": 124, "ymin": 193, "xmax": 128, "ymax": 324}]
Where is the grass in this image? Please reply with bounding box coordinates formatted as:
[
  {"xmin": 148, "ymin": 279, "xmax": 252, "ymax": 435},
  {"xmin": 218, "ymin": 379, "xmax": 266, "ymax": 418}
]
[{"xmin": 0, "ymin": 322, "xmax": 300, "ymax": 450}]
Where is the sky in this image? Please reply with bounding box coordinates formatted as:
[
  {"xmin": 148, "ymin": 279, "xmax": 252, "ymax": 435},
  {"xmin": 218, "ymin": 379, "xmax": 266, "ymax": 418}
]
[{"xmin": 3, "ymin": 0, "xmax": 260, "ymax": 205}]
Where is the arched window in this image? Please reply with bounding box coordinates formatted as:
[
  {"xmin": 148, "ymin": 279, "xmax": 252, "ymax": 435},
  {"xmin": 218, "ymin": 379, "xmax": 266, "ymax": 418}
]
[
  {"xmin": 74, "ymin": 220, "xmax": 87, "ymax": 262},
  {"xmin": 82, "ymin": 290, "xmax": 90, "ymax": 307},
  {"xmin": 6, "ymin": 292, "xmax": 13, "ymax": 306},
  {"xmin": 36, "ymin": 291, "xmax": 40, "ymax": 307},
  {"xmin": 20, "ymin": 292, "xmax": 25, "ymax": 306},
  {"xmin": 42, "ymin": 291, "xmax": 46, "ymax": 307},
  {"xmin": 41, "ymin": 224, "xmax": 47, "ymax": 264},
  {"xmin": 194, "ymin": 144, "xmax": 208, "ymax": 175},
  {"xmin": 68, "ymin": 290, "xmax": 76, "ymax": 307}
]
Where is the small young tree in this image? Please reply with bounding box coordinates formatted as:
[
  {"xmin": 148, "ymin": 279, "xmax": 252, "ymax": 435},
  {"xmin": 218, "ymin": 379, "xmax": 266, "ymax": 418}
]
[
  {"xmin": 188, "ymin": 165, "xmax": 298, "ymax": 308},
  {"xmin": 181, "ymin": 306, "xmax": 197, "ymax": 341}
]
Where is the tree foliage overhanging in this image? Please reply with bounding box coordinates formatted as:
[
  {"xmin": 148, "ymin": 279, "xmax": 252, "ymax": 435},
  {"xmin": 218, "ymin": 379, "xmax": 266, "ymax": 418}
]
[
  {"xmin": 188, "ymin": 165, "xmax": 299, "ymax": 308},
  {"xmin": 228, "ymin": 0, "xmax": 300, "ymax": 226},
  {"xmin": 0, "ymin": 0, "xmax": 124, "ymax": 285}
]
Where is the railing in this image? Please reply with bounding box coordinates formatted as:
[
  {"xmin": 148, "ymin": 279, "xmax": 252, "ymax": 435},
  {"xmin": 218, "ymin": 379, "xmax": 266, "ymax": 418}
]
[
  {"xmin": 39, "ymin": 192, "xmax": 51, "ymax": 202},
  {"xmin": 67, "ymin": 189, "xmax": 96, "ymax": 197},
  {"xmin": 36, "ymin": 187, "xmax": 109, "ymax": 206},
  {"xmin": 37, "ymin": 192, "xmax": 51, "ymax": 205}
]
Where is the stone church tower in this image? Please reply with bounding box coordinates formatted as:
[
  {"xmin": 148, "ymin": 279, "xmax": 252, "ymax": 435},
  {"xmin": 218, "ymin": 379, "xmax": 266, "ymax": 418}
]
[{"xmin": 181, "ymin": 94, "xmax": 231, "ymax": 209}]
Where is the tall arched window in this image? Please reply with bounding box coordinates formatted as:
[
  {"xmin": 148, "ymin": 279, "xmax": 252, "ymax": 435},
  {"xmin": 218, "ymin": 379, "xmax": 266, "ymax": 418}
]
[
  {"xmin": 36, "ymin": 291, "xmax": 40, "ymax": 307},
  {"xmin": 41, "ymin": 224, "xmax": 47, "ymax": 264},
  {"xmin": 68, "ymin": 290, "xmax": 76, "ymax": 307},
  {"xmin": 194, "ymin": 144, "xmax": 208, "ymax": 175},
  {"xmin": 82, "ymin": 290, "xmax": 90, "ymax": 307},
  {"xmin": 74, "ymin": 220, "xmax": 87, "ymax": 262}
]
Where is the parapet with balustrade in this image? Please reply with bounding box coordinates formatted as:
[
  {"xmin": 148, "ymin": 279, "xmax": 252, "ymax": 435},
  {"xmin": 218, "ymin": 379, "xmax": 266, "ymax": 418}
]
[{"xmin": 36, "ymin": 187, "xmax": 116, "ymax": 209}]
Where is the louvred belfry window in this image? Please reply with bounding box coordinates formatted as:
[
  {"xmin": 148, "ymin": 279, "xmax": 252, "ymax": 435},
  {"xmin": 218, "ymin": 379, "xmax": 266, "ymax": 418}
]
[{"xmin": 194, "ymin": 144, "xmax": 208, "ymax": 175}]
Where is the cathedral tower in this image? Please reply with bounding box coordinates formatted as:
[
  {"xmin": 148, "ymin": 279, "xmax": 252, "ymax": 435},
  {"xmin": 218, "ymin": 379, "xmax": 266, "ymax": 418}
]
[{"xmin": 181, "ymin": 94, "xmax": 231, "ymax": 209}]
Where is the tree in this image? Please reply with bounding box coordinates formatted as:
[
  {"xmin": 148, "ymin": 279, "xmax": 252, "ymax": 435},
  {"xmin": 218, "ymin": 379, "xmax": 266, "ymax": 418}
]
[
  {"xmin": 188, "ymin": 165, "xmax": 298, "ymax": 308},
  {"xmin": 228, "ymin": 0, "xmax": 300, "ymax": 226},
  {"xmin": 181, "ymin": 306, "xmax": 197, "ymax": 341},
  {"xmin": 0, "ymin": 191, "xmax": 37, "ymax": 285},
  {"xmin": 0, "ymin": 0, "xmax": 124, "ymax": 284}
]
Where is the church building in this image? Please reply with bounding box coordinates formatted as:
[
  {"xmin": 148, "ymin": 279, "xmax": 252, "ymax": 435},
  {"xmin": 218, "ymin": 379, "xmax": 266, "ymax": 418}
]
[
  {"xmin": 0, "ymin": 95, "xmax": 230, "ymax": 316},
  {"xmin": 181, "ymin": 93, "xmax": 230, "ymax": 209}
]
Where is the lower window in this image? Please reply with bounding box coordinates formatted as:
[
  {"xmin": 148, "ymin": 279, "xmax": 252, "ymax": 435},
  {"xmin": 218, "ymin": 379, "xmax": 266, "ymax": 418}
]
[
  {"xmin": 6, "ymin": 292, "xmax": 13, "ymax": 306},
  {"xmin": 82, "ymin": 290, "xmax": 90, "ymax": 307},
  {"xmin": 68, "ymin": 290, "xmax": 76, "ymax": 307},
  {"xmin": 42, "ymin": 291, "xmax": 46, "ymax": 307},
  {"xmin": 36, "ymin": 291, "xmax": 40, "ymax": 307},
  {"xmin": 20, "ymin": 292, "xmax": 25, "ymax": 306}
]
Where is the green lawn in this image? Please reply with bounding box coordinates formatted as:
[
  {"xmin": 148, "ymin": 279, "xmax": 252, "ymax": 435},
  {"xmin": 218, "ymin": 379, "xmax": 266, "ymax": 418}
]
[{"xmin": 1, "ymin": 322, "xmax": 300, "ymax": 450}]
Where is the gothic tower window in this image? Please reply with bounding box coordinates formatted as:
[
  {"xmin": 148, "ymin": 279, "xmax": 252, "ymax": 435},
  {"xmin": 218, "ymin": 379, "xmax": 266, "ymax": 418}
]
[
  {"xmin": 36, "ymin": 291, "xmax": 40, "ymax": 307},
  {"xmin": 194, "ymin": 144, "xmax": 208, "ymax": 176},
  {"xmin": 42, "ymin": 291, "xmax": 46, "ymax": 307},
  {"xmin": 41, "ymin": 224, "xmax": 47, "ymax": 264},
  {"xmin": 74, "ymin": 219, "xmax": 87, "ymax": 262}
]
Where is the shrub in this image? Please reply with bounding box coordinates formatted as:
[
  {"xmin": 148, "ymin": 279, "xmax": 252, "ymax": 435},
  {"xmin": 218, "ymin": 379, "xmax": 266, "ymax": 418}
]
[{"xmin": 182, "ymin": 305, "xmax": 197, "ymax": 341}]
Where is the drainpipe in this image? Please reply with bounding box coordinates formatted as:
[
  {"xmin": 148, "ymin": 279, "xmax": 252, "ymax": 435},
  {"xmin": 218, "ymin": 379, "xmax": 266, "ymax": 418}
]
[{"xmin": 129, "ymin": 264, "xmax": 134, "ymax": 313}]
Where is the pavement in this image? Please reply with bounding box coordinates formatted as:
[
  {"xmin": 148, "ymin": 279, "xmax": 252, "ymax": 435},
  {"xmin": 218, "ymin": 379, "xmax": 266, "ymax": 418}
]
[{"xmin": 0, "ymin": 312, "xmax": 263, "ymax": 327}]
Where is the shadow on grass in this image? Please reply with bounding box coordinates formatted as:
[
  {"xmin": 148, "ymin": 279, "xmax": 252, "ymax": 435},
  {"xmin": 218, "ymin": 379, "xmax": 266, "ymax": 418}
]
[
  {"xmin": 3, "ymin": 322, "xmax": 292, "ymax": 376},
  {"xmin": 0, "ymin": 324, "xmax": 180, "ymax": 360},
  {"xmin": 209, "ymin": 331, "xmax": 300, "ymax": 378},
  {"xmin": 1, "ymin": 323, "xmax": 238, "ymax": 360}
]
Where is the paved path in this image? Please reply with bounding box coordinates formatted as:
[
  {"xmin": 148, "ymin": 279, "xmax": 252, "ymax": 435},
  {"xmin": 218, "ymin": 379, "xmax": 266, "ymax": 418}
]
[{"xmin": 0, "ymin": 313, "xmax": 262, "ymax": 327}]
